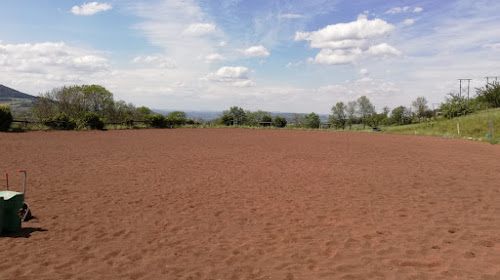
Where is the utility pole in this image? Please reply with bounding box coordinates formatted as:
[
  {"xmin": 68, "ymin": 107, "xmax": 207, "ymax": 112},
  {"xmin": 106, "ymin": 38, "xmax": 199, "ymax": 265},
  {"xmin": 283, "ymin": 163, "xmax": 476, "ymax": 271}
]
[
  {"xmin": 485, "ymin": 76, "xmax": 499, "ymax": 86},
  {"xmin": 458, "ymin": 79, "xmax": 472, "ymax": 100}
]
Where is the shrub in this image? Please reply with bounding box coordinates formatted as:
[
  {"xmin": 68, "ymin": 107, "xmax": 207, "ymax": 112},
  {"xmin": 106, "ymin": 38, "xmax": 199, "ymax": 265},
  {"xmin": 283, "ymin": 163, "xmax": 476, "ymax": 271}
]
[
  {"xmin": 124, "ymin": 116, "xmax": 134, "ymax": 127},
  {"xmin": 43, "ymin": 112, "xmax": 77, "ymax": 130},
  {"xmin": 83, "ymin": 112, "xmax": 105, "ymax": 130},
  {"xmin": 273, "ymin": 116, "xmax": 287, "ymax": 128},
  {"xmin": 145, "ymin": 114, "xmax": 167, "ymax": 128},
  {"xmin": 0, "ymin": 105, "xmax": 13, "ymax": 131}
]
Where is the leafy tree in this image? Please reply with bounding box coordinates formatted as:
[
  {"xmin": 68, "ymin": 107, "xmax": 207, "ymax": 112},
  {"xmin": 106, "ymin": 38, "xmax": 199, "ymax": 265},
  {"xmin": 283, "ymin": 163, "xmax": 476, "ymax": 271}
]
[
  {"xmin": 346, "ymin": 101, "xmax": 358, "ymax": 125},
  {"xmin": 167, "ymin": 111, "xmax": 187, "ymax": 126},
  {"xmin": 221, "ymin": 106, "xmax": 246, "ymax": 125},
  {"xmin": 357, "ymin": 96, "xmax": 375, "ymax": 129},
  {"xmin": 440, "ymin": 93, "xmax": 473, "ymax": 119},
  {"xmin": 303, "ymin": 112, "xmax": 320, "ymax": 128},
  {"xmin": 260, "ymin": 114, "xmax": 272, "ymax": 123},
  {"xmin": 137, "ymin": 106, "xmax": 152, "ymax": 117},
  {"xmin": 273, "ymin": 116, "xmax": 287, "ymax": 128},
  {"xmin": 292, "ymin": 113, "xmax": 303, "ymax": 127},
  {"xmin": 476, "ymin": 81, "xmax": 500, "ymax": 108},
  {"xmin": 412, "ymin": 96, "xmax": 429, "ymax": 120},
  {"xmin": 246, "ymin": 110, "xmax": 269, "ymax": 126},
  {"xmin": 330, "ymin": 102, "xmax": 347, "ymax": 129},
  {"xmin": 0, "ymin": 105, "xmax": 13, "ymax": 131},
  {"xmin": 30, "ymin": 97, "xmax": 58, "ymax": 123},
  {"xmin": 390, "ymin": 106, "xmax": 412, "ymax": 125}
]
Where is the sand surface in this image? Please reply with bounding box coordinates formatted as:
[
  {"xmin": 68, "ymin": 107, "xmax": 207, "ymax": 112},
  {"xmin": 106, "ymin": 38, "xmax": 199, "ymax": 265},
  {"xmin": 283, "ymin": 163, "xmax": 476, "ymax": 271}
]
[{"xmin": 1, "ymin": 128, "xmax": 499, "ymax": 279}]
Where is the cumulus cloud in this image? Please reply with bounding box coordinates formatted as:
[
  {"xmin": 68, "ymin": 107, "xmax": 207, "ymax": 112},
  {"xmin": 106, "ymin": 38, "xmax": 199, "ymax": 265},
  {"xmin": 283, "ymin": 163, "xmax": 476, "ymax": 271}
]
[
  {"xmin": 205, "ymin": 66, "xmax": 255, "ymax": 87},
  {"xmin": 132, "ymin": 55, "xmax": 176, "ymax": 69},
  {"xmin": 0, "ymin": 41, "xmax": 111, "ymax": 93},
  {"xmin": 414, "ymin": 7, "xmax": 423, "ymax": 13},
  {"xmin": 280, "ymin": 13, "xmax": 304, "ymax": 19},
  {"xmin": 403, "ymin": 19, "xmax": 415, "ymax": 26},
  {"xmin": 359, "ymin": 68, "xmax": 369, "ymax": 75},
  {"xmin": 295, "ymin": 15, "xmax": 399, "ymax": 64},
  {"xmin": 205, "ymin": 53, "xmax": 226, "ymax": 63},
  {"xmin": 71, "ymin": 2, "xmax": 112, "ymax": 16},
  {"xmin": 365, "ymin": 43, "xmax": 401, "ymax": 57},
  {"xmin": 183, "ymin": 23, "xmax": 216, "ymax": 36},
  {"xmin": 207, "ymin": 66, "xmax": 248, "ymax": 81},
  {"xmin": 240, "ymin": 45, "xmax": 270, "ymax": 57},
  {"xmin": 0, "ymin": 41, "xmax": 109, "ymax": 74}
]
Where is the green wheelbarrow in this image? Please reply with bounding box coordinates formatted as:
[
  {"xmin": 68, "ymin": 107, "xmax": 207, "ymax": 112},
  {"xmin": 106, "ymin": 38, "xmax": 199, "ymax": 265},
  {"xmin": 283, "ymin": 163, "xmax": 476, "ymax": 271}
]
[{"xmin": 0, "ymin": 170, "xmax": 31, "ymax": 234}]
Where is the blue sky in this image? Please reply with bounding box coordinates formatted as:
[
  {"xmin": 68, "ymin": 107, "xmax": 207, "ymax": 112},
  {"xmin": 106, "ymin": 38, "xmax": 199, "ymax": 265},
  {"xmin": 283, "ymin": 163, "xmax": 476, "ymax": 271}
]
[{"xmin": 1, "ymin": 0, "xmax": 499, "ymax": 113}]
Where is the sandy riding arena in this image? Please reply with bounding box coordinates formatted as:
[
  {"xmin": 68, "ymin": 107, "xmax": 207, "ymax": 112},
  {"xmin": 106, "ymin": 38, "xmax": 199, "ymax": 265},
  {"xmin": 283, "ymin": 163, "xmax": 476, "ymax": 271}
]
[{"xmin": 1, "ymin": 128, "xmax": 499, "ymax": 279}]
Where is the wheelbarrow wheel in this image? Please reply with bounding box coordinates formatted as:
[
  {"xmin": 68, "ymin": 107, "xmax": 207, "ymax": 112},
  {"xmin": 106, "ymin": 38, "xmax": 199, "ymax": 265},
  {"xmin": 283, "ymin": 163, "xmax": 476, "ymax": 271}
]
[{"xmin": 18, "ymin": 202, "xmax": 32, "ymax": 222}]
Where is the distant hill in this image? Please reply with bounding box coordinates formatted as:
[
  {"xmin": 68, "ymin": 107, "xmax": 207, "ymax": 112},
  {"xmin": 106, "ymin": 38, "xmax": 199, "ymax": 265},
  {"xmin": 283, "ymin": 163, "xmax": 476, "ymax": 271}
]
[
  {"xmin": 154, "ymin": 109, "xmax": 330, "ymax": 122},
  {"xmin": 0, "ymin": 84, "xmax": 38, "ymax": 114}
]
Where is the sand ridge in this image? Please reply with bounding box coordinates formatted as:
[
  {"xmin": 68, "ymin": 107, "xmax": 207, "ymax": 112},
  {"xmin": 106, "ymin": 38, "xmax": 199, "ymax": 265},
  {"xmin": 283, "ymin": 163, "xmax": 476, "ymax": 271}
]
[{"xmin": 1, "ymin": 128, "xmax": 499, "ymax": 279}]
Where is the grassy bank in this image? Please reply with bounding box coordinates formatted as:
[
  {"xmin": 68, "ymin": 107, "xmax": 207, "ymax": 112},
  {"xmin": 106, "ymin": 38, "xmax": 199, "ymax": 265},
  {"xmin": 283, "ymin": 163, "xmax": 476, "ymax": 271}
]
[{"xmin": 379, "ymin": 108, "xmax": 500, "ymax": 143}]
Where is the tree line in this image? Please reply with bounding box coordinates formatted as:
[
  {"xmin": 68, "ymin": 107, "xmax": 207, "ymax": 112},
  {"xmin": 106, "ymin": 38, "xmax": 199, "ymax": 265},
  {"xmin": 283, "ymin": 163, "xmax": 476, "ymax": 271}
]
[{"xmin": 1, "ymin": 81, "xmax": 500, "ymax": 131}]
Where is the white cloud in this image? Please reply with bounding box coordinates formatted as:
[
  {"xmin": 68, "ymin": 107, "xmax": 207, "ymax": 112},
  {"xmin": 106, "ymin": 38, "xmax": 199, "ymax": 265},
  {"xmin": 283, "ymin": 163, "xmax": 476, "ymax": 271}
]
[
  {"xmin": 132, "ymin": 55, "xmax": 177, "ymax": 69},
  {"xmin": 0, "ymin": 41, "xmax": 110, "ymax": 93},
  {"xmin": 280, "ymin": 13, "xmax": 304, "ymax": 19},
  {"xmin": 183, "ymin": 23, "xmax": 216, "ymax": 36},
  {"xmin": 205, "ymin": 53, "xmax": 226, "ymax": 63},
  {"xmin": 219, "ymin": 41, "xmax": 227, "ymax": 47},
  {"xmin": 206, "ymin": 66, "xmax": 248, "ymax": 81},
  {"xmin": 71, "ymin": 2, "xmax": 112, "ymax": 16},
  {"xmin": 296, "ymin": 15, "xmax": 399, "ymax": 65},
  {"xmin": 365, "ymin": 43, "xmax": 401, "ymax": 57},
  {"xmin": 359, "ymin": 68, "xmax": 369, "ymax": 75},
  {"xmin": 240, "ymin": 45, "xmax": 270, "ymax": 57},
  {"xmin": 414, "ymin": 7, "xmax": 423, "ymax": 13},
  {"xmin": 385, "ymin": 6, "xmax": 409, "ymax": 14},
  {"xmin": 232, "ymin": 80, "xmax": 256, "ymax": 87},
  {"xmin": 403, "ymin": 19, "xmax": 415, "ymax": 26}
]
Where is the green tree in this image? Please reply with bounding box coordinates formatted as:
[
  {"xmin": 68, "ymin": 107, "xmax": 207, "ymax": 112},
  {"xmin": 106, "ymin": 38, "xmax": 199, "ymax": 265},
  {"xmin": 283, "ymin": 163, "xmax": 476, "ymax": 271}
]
[
  {"xmin": 346, "ymin": 101, "xmax": 357, "ymax": 125},
  {"xmin": 221, "ymin": 106, "xmax": 246, "ymax": 125},
  {"xmin": 304, "ymin": 112, "xmax": 320, "ymax": 129},
  {"xmin": 137, "ymin": 106, "xmax": 152, "ymax": 116},
  {"xmin": 167, "ymin": 111, "xmax": 187, "ymax": 126},
  {"xmin": 440, "ymin": 93, "xmax": 473, "ymax": 119},
  {"xmin": 273, "ymin": 116, "xmax": 287, "ymax": 128},
  {"xmin": 357, "ymin": 96, "xmax": 375, "ymax": 129},
  {"xmin": 292, "ymin": 113, "xmax": 303, "ymax": 127},
  {"xmin": 330, "ymin": 102, "xmax": 347, "ymax": 129},
  {"xmin": 476, "ymin": 81, "xmax": 500, "ymax": 108},
  {"xmin": 390, "ymin": 106, "xmax": 412, "ymax": 125},
  {"xmin": 412, "ymin": 96, "xmax": 429, "ymax": 120},
  {"xmin": 0, "ymin": 105, "xmax": 13, "ymax": 131}
]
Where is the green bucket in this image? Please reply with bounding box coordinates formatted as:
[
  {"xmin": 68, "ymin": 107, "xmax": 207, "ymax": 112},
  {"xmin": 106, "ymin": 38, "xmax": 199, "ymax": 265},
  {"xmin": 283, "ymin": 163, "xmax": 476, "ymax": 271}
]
[{"xmin": 0, "ymin": 191, "xmax": 24, "ymax": 234}]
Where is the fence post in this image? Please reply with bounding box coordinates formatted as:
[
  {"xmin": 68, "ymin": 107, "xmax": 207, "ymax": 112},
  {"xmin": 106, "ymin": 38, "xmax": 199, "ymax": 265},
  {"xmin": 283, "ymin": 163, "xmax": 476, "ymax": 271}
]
[
  {"xmin": 490, "ymin": 119, "xmax": 494, "ymax": 138},
  {"xmin": 457, "ymin": 122, "xmax": 460, "ymax": 136}
]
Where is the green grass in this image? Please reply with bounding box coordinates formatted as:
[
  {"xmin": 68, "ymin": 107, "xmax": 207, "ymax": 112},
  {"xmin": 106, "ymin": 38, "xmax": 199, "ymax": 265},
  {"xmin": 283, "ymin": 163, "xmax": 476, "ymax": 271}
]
[{"xmin": 380, "ymin": 108, "xmax": 500, "ymax": 143}]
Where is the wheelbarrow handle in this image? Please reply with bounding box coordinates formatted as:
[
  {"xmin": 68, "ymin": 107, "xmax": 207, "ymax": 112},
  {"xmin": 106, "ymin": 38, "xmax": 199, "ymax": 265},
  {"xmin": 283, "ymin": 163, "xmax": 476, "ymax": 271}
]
[{"xmin": 18, "ymin": 170, "xmax": 27, "ymax": 195}]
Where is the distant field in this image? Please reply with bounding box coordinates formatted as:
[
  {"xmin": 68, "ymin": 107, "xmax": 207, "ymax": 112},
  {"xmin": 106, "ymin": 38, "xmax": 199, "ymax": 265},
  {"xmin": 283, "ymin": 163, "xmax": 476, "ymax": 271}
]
[{"xmin": 1, "ymin": 129, "xmax": 499, "ymax": 279}]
